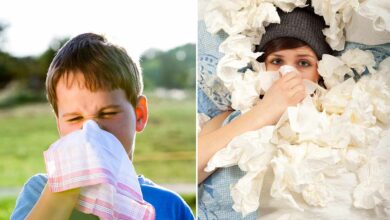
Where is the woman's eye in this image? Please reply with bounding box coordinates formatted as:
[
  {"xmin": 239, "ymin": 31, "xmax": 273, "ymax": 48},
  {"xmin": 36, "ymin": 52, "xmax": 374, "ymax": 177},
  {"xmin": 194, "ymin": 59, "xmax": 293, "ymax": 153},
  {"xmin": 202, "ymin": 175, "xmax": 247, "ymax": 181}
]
[
  {"xmin": 67, "ymin": 116, "xmax": 83, "ymax": 122},
  {"xmin": 99, "ymin": 112, "xmax": 118, "ymax": 118},
  {"xmin": 270, "ymin": 58, "xmax": 283, "ymax": 65},
  {"xmin": 298, "ymin": 60, "xmax": 311, "ymax": 67}
]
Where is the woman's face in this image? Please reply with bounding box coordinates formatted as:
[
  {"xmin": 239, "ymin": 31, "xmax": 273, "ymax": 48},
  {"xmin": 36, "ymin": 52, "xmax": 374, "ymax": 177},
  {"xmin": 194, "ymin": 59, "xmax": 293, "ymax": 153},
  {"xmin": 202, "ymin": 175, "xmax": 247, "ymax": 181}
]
[{"xmin": 265, "ymin": 46, "xmax": 319, "ymax": 82}]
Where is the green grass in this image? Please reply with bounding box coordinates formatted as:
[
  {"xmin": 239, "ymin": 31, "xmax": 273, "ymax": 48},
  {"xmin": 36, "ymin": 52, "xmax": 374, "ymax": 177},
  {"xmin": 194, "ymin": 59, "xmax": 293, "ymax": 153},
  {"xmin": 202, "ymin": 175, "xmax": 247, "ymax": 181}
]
[
  {"xmin": 0, "ymin": 197, "xmax": 15, "ymax": 220},
  {"xmin": 0, "ymin": 92, "xmax": 195, "ymax": 187},
  {"xmin": 0, "ymin": 105, "xmax": 58, "ymax": 186}
]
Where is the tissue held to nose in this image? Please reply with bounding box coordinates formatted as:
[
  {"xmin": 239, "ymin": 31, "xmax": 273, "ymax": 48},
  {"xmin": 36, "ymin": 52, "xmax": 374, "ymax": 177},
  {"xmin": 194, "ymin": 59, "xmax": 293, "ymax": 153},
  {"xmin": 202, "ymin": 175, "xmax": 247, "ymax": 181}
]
[
  {"xmin": 279, "ymin": 65, "xmax": 297, "ymax": 75},
  {"xmin": 280, "ymin": 65, "xmax": 321, "ymax": 96}
]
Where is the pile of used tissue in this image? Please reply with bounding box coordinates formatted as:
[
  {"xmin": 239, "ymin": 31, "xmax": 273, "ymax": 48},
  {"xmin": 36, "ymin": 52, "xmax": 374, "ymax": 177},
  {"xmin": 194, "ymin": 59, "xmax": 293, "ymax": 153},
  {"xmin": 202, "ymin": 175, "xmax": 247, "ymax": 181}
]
[
  {"xmin": 202, "ymin": 0, "xmax": 390, "ymax": 218},
  {"xmin": 205, "ymin": 52, "xmax": 390, "ymax": 219}
]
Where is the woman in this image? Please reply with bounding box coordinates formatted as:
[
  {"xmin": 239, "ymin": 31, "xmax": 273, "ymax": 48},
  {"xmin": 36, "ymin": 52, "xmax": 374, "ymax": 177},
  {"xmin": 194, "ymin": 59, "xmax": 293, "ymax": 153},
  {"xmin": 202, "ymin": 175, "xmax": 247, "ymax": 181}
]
[{"xmin": 198, "ymin": 6, "xmax": 332, "ymax": 219}]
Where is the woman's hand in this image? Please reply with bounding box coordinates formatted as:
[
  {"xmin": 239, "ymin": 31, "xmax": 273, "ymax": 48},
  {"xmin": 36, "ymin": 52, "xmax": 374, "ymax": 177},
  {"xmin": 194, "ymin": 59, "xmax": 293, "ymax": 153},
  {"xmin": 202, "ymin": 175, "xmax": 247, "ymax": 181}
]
[
  {"xmin": 259, "ymin": 70, "xmax": 306, "ymax": 125},
  {"xmin": 198, "ymin": 70, "xmax": 306, "ymax": 183}
]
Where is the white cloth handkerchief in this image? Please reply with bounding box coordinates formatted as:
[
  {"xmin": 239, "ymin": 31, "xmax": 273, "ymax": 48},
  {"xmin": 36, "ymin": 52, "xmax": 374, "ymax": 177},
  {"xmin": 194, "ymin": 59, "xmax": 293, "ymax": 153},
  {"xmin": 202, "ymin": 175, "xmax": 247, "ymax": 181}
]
[{"xmin": 44, "ymin": 120, "xmax": 155, "ymax": 220}]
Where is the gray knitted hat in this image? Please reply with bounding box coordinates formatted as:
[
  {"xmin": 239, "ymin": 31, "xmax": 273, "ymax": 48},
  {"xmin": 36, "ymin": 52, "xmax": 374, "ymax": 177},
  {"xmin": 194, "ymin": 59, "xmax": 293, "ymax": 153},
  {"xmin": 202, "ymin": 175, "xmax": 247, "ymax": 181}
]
[{"xmin": 258, "ymin": 6, "xmax": 332, "ymax": 58}]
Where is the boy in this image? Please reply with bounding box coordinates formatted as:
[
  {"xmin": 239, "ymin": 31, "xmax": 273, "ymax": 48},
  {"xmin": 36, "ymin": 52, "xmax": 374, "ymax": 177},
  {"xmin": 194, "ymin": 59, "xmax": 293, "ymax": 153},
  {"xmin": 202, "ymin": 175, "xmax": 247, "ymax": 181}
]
[{"xmin": 11, "ymin": 33, "xmax": 194, "ymax": 219}]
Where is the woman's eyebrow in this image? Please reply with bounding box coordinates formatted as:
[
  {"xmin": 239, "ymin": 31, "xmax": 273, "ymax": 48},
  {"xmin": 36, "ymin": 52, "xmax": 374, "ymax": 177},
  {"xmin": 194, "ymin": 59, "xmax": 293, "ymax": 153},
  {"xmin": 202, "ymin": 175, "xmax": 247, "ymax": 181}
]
[
  {"xmin": 296, "ymin": 54, "xmax": 316, "ymax": 59},
  {"xmin": 269, "ymin": 54, "xmax": 283, "ymax": 57}
]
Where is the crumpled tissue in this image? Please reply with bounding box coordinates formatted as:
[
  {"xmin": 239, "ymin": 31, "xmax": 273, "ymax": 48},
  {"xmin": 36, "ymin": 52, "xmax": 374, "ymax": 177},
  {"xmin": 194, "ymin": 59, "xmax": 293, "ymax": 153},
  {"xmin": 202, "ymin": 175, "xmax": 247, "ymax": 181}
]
[
  {"xmin": 206, "ymin": 0, "xmax": 311, "ymax": 112},
  {"xmin": 204, "ymin": 0, "xmax": 384, "ymax": 114},
  {"xmin": 311, "ymin": 0, "xmax": 359, "ymax": 50},
  {"xmin": 204, "ymin": 0, "xmax": 304, "ymax": 36},
  {"xmin": 205, "ymin": 51, "xmax": 390, "ymax": 218}
]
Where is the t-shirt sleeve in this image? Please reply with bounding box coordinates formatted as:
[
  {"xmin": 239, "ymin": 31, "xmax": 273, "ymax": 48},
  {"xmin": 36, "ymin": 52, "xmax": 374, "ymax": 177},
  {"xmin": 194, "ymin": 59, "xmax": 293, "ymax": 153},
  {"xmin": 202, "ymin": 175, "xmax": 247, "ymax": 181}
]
[
  {"xmin": 173, "ymin": 194, "xmax": 194, "ymax": 220},
  {"xmin": 167, "ymin": 192, "xmax": 194, "ymax": 220},
  {"xmin": 10, "ymin": 174, "xmax": 47, "ymax": 220},
  {"xmin": 141, "ymin": 183, "xmax": 194, "ymax": 220}
]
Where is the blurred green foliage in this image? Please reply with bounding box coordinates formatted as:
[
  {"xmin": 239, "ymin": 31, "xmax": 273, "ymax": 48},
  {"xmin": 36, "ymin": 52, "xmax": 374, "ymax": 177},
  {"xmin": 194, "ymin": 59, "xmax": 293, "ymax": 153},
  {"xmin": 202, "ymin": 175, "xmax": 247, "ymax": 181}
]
[
  {"xmin": 141, "ymin": 44, "xmax": 196, "ymax": 89},
  {"xmin": 0, "ymin": 81, "xmax": 47, "ymax": 108},
  {"xmin": 0, "ymin": 22, "xmax": 195, "ymax": 100},
  {"xmin": 0, "ymin": 23, "xmax": 68, "ymax": 91}
]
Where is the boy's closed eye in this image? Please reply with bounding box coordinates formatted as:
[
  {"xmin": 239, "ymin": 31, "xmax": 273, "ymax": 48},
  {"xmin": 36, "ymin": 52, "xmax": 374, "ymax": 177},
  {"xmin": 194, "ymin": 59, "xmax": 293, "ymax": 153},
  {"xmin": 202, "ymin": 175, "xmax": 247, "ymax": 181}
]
[
  {"xmin": 67, "ymin": 116, "xmax": 83, "ymax": 123},
  {"xmin": 63, "ymin": 105, "xmax": 123, "ymax": 123},
  {"xmin": 66, "ymin": 112, "xmax": 120, "ymax": 122},
  {"xmin": 98, "ymin": 105, "xmax": 123, "ymax": 119},
  {"xmin": 98, "ymin": 111, "xmax": 120, "ymax": 119}
]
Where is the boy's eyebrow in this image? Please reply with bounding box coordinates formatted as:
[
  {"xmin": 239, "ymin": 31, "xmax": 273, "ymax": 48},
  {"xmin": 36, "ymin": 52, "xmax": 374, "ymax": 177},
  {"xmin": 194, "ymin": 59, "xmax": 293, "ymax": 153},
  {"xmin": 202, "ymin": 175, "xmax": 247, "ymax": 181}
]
[
  {"xmin": 62, "ymin": 105, "xmax": 122, "ymax": 117},
  {"xmin": 62, "ymin": 112, "xmax": 81, "ymax": 118},
  {"xmin": 100, "ymin": 105, "xmax": 122, "ymax": 111}
]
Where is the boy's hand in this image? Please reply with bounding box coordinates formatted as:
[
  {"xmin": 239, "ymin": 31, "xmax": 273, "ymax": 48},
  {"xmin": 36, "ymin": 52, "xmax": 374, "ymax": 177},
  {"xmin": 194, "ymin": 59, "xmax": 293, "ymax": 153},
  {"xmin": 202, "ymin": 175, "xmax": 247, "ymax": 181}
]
[
  {"xmin": 259, "ymin": 70, "xmax": 306, "ymax": 125},
  {"xmin": 26, "ymin": 185, "xmax": 80, "ymax": 220}
]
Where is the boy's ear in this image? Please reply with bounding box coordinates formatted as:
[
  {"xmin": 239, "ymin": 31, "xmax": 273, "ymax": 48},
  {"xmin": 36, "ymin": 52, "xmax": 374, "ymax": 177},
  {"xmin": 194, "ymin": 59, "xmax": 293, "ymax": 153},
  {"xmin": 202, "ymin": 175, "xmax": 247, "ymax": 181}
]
[
  {"xmin": 135, "ymin": 95, "xmax": 148, "ymax": 132},
  {"xmin": 54, "ymin": 112, "xmax": 62, "ymax": 136}
]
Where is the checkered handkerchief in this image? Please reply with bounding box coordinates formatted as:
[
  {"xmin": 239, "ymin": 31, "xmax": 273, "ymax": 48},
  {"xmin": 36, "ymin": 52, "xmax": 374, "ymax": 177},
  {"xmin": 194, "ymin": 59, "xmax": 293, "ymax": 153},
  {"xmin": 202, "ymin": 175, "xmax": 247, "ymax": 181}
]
[{"xmin": 44, "ymin": 120, "xmax": 155, "ymax": 220}]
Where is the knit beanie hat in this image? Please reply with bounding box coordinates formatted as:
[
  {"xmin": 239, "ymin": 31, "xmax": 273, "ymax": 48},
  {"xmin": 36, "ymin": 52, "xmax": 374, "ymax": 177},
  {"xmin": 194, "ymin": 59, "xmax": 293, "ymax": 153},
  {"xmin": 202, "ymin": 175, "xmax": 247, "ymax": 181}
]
[{"xmin": 258, "ymin": 6, "xmax": 332, "ymax": 58}]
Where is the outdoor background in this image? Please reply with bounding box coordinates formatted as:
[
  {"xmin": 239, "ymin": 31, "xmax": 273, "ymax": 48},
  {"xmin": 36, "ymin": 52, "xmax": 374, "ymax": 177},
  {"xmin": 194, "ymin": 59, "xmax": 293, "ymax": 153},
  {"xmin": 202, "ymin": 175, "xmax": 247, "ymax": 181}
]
[{"xmin": 0, "ymin": 0, "xmax": 196, "ymax": 218}]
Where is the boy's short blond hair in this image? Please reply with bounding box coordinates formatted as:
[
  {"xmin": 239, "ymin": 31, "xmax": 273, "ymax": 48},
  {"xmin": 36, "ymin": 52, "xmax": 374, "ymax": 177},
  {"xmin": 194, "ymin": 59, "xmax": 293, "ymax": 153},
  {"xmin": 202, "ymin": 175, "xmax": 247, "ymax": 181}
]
[{"xmin": 46, "ymin": 33, "xmax": 143, "ymax": 115}]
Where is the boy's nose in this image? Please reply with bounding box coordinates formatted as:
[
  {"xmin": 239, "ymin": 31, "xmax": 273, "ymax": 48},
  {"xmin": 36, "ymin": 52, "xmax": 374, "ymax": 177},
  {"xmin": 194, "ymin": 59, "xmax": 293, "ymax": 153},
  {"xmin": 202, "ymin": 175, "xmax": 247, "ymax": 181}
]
[
  {"xmin": 81, "ymin": 119, "xmax": 106, "ymax": 131},
  {"xmin": 92, "ymin": 119, "xmax": 108, "ymax": 131}
]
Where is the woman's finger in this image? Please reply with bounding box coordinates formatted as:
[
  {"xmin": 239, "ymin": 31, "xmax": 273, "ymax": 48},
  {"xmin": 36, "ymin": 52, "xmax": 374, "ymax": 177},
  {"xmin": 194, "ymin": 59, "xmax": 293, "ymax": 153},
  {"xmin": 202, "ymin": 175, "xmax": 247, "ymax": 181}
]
[
  {"xmin": 284, "ymin": 77, "xmax": 303, "ymax": 90},
  {"xmin": 281, "ymin": 71, "xmax": 299, "ymax": 82},
  {"xmin": 288, "ymin": 84, "xmax": 306, "ymax": 103}
]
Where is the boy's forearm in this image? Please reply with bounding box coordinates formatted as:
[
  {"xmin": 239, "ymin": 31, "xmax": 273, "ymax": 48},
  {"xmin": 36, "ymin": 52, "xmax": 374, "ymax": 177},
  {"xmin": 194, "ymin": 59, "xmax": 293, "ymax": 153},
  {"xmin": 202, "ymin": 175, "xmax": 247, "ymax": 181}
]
[{"xmin": 26, "ymin": 184, "xmax": 80, "ymax": 220}]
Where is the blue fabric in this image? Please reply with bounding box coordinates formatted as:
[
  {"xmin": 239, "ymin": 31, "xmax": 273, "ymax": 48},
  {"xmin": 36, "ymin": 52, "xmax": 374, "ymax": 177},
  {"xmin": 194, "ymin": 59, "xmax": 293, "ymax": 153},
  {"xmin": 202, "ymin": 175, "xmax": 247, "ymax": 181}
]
[
  {"xmin": 198, "ymin": 167, "xmax": 252, "ymax": 220},
  {"xmin": 197, "ymin": 88, "xmax": 221, "ymax": 118},
  {"xmin": 198, "ymin": 111, "xmax": 257, "ymax": 220},
  {"xmin": 197, "ymin": 19, "xmax": 257, "ymax": 220},
  {"xmin": 197, "ymin": 20, "xmax": 231, "ymax": 117},
  {"xmin": 11, "ymin": 173, "xmax": 194, "ymax": 220}
]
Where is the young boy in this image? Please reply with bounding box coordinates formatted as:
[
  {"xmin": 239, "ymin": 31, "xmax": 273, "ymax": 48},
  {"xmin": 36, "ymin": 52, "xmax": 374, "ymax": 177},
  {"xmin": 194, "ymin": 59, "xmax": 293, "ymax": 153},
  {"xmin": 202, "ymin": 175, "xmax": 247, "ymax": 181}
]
[{"xmin": 11, "ymin": 33, "xmax": 194, "ymax": 219}]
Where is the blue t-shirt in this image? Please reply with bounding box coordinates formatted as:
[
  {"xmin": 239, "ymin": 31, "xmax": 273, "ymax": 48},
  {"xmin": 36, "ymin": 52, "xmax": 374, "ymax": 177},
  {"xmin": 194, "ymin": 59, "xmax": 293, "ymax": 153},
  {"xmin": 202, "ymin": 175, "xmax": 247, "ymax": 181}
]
[{"xmin": 11, "ymin": 173, "xmax": 194, "ymax": 220}]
